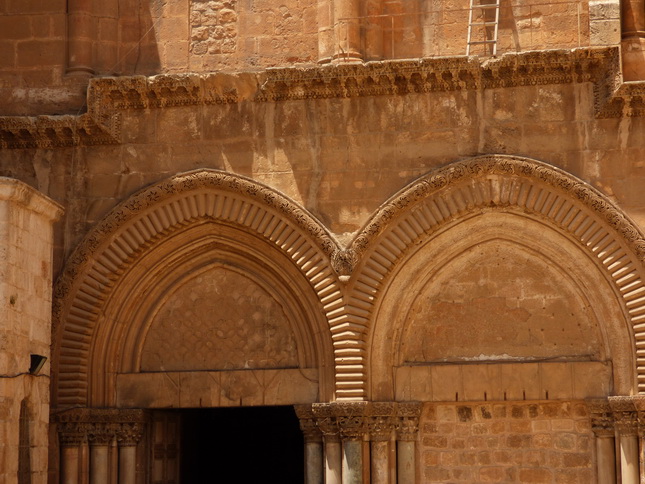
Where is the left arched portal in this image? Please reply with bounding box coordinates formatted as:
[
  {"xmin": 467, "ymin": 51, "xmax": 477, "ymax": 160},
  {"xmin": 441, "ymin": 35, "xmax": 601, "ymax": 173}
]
[{"xmin": 52, "ymin": 169, "xmax": 339, "ymax": 409}]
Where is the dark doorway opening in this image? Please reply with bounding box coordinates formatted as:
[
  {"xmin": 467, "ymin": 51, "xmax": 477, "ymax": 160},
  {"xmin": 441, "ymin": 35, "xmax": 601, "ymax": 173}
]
[{"xmin": 180, "ymin": 406, "xmax": 304, "ymax": 484}]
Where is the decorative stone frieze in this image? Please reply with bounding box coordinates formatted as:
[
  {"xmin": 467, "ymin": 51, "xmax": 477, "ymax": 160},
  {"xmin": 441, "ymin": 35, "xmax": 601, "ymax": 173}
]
[
  {"xmin": 1, "ymin": 46, "xmax": 642, "ymax": 149},
  {"xmin": 53, "ymin": 409, "xmax": 148, "ymax": 446},
  {"xmin": 306, "ymin": 402, "xmax": 421, "ymax": 442}
]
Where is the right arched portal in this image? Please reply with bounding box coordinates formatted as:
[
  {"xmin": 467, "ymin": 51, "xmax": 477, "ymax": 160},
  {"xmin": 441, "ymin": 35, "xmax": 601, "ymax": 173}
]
[{"xmin": 354, "ymin": 155, "xmax": 644, "ymax": 401}]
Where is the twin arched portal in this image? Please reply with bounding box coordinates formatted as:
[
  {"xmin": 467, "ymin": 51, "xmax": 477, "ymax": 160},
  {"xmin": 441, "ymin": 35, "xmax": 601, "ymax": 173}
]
[{"xmin": 51, "ymin": 155, "xmax": 645, "ymax": 410}]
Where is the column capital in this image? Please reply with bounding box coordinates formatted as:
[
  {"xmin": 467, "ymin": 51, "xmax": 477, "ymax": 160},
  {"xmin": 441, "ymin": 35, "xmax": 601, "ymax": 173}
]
[
  {"xmin": 586, "ymin": 398, "xmax": 615, "ymax": 437},
  {"xmin": 608, "ymin": 396, "xmax": 638, "ymax": 436},
  {"xmin": 311, "ymin": 403, "xmax": 341, "ymax": 443},
  {"xmin": 366, "ymin": 402, "xmax": 397, "ymax": 442},
  {"xmin": 295, "ymin": 405, "xmax": 323, "ymax": 443},
  {"xmin": 395, "ymin": 402, "xmax": 422, "ymax": 442},
  {"xmin": 53, "ymin": 408, "xmax": 148, "ymax": 446}
]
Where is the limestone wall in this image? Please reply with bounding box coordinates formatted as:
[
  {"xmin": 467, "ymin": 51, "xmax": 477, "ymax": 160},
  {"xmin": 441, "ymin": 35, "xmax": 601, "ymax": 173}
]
[
  {"xmin": 0, "ymin": 179, "xmax": 61, "ymax": 484},
  {"xmin": 420, "ymin": 401, "xmax": 594, "ymax": 482}
]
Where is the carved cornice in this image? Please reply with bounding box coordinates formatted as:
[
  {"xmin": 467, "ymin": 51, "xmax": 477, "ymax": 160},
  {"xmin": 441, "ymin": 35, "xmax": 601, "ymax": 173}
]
[{"xmin": 1, "ymin": 47, "xmax": 641, "ymax": 149}]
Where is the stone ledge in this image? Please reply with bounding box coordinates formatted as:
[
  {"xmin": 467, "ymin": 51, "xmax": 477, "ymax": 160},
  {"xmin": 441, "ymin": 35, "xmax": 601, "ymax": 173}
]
[{"xmin": 1, "ymin": 46, "xmax": 642, "ymax": 149}]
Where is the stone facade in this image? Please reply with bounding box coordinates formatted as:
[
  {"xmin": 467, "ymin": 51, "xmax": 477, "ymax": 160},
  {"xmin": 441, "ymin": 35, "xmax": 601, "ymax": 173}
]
[{"xmin": 2, "ymin": 0, "xmax": 645, "ymax": 482}]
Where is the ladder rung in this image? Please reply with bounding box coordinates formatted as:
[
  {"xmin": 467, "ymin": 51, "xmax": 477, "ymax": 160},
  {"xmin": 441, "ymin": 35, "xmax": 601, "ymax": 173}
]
[
  {"xmin": 473, "ymin": 4, "xmax": 499, "ymax": 8},
  {"xmin": 469, "ymin": 21, "xmax": 498, "ymax": 26}
]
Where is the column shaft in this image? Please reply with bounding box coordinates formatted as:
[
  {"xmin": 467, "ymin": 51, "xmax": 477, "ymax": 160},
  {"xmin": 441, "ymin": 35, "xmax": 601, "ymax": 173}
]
[
  {"xmin": 89, "ymin": 445, "xmax": 109, "ymax": 484},
  {"xmin": 67, "ymin": 0, "xmax": 95, "ymax": 75},
  {"xmin": 304, "ymin": 442, "xmax": 323, "ymax": 484},
  {"xmin": 61, "ymin": 446, "xmax": 80, "ymax": 484},
  {"xmin": 119, "ymin": 446, "xmax": 137, "ymax": 484},
  {"xmin": 332, "ymin": 0, "xmax": 362, "ymax": 62},
  {"xmin": 596, "ymin": 437, "xmax": 616, "ymax": 484},
  {"xmin": 341, "ymin": 440, "xmax": 362, "ymax": 484},
  {"xmin": 370, "ymin": 440, "xmax": 389, "ymax": 484},
  {"xmin": 620, "ymin": 435, "xmax": 639, "ymax": 484},
  {"xmin": 397, "ymin": 441, "xmax": 415, "ymax": 484},
  {"xmin": 325, "ymin": 440, "xmax": 342, "ymax": 484}
]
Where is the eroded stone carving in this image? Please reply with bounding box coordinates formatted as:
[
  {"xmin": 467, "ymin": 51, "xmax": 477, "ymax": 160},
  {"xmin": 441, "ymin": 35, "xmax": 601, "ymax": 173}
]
[
  {"xmin": 587, "ymin": 398, "xmax": 615, "ymax": 437},
  {"xmin": 53, "ymin": 409, "xmax": 147, "ymax": 446},
  {"xmin": 0, "ymin": 46, "xmax": 638, "ymax": 149},
  {"xmin": 53, "ymin": 169, "xmax": 341, "ymax": 407},
  {"xmin": 140, "ymin": 265, "xmax": 299, "ymax": 371}
]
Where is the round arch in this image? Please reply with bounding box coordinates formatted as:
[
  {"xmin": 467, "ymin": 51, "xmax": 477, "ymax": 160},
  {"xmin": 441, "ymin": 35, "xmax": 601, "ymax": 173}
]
[
  {"xmin": 52, "ymin": 169, "xmax": 342, "ymax": 408},
  {"xmin": 342, "ymin": 155, "xmax": 645, "ymax": 399}
]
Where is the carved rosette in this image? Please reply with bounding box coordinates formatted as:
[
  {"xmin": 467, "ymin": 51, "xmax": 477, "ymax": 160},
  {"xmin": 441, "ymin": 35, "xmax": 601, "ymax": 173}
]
[
  {"xmin": 53, "ymin": 409, "xmax": 148, "ymax": 447},
  {"xmin": 587, "ymin": 398, "xmax": 615, "ymax": 438},
  {"xmin": 609, "ymin": 396, "xmax": 638, "ymax": 437}
]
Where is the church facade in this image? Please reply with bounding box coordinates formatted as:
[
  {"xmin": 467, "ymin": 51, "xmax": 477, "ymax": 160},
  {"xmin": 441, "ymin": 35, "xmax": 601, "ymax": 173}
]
[{"xmin": 2, "ymin": 0, "xmax": 645, "ymax": 482}]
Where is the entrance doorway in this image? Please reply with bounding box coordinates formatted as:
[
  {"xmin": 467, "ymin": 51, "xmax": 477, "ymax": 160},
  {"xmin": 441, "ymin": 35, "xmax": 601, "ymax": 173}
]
[{"xmin": 179, "ymin": 406, "xmax": 304, "ymax": 484}]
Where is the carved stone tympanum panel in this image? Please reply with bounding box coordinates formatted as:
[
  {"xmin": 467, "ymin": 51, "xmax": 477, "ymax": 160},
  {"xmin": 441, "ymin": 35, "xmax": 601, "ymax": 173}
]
[{"xmin": 141, "ymin": 265, "xmax": 298, "ymax": 371}]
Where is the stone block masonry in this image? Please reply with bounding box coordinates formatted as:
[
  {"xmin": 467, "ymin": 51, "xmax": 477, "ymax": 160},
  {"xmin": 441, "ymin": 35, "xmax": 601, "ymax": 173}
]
[{"xmin": 420, "ymin": 401, "xmax": 594, "ymax": 483}]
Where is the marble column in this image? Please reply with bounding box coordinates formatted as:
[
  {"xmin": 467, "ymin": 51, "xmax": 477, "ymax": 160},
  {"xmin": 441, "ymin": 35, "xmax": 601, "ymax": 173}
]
[
  {"xmin": 55, "ymin": 409, "xmax": 147, "ymax": 484},
  {"xmin": 588, "ymin": 399, "xmax": 616, "ymax": 484},
  {"xmin": 296, "ymin": 405, "xmax": 324, "ymax": 484},
  {"xmin": 116, "ymin": 421, "xmax": 145, "ymax": 484},
  {"xmin": 609, "ymin": 397, "xmax": 639, "ymax": 484},
  {"xmin": 312, "ymin": 404, "xmax": 342, "ymax": 484},
  {"xmin": 59, "ymin": 424, "xmax": 86, "ymax": 484},
  {"xmin": 335, "ymin": 402, "xmax": 368, "ymax": 484},
  {"xmin": 366, "ymin": 403, "xmax": 396, "ymax": 484},
  {"xmin": 395, "ymin": 402, "xmax": 422, "ymax": 484}
]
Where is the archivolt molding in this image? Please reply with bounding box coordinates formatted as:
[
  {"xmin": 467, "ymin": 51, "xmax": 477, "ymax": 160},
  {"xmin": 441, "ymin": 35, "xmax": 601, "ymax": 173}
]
[
  {"xmin": 53, "ymin": 169, "xmax": 345, "ymax": 407},
  {"xmin": 346, "ymin": 155, "xmax": 645, "ymax": 394}
]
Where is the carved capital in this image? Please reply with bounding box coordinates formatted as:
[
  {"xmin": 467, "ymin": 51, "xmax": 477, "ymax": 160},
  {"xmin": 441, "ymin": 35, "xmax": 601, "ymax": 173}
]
[
  {"xmin": 609, "ymin": 396, "xmax": 638, "ymax": 436},
  {"xmin": 116, "ymin": 422, "xmax": 146, "ymax": 446},
  {"xmin": 333, "ymin": 402, "xmax": 368, "ymax": 441},
  {"xmin": 365, "ymin": 402, "xmax": 397, "ymax": 441},
  {"xmin": 396, "ymin": 402, "xmax": 422, "ymax": 441},
  {"xmin": 587, "ymin": 398, "xmax": 615, "ymax": 438},
  {"xmin": 58, "ymin": 422, "xmax": 89, "ymax": 446},
  {"xmin": 312, "ymin": 403, "xmax": 340, "ymax": 443},
  {"xmin": 295, "ymin": 405, "xmax": 323, "ymax": 443},
  {"xmin": 53, "ymin": 408, "xmax": 148, "ymax": 446}
]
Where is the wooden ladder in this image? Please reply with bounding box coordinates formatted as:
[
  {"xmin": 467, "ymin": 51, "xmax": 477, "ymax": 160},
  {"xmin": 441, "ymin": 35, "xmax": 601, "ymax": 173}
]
[{"xmin": 466, "ymin": 0, "xmax": 500, "ymax": 56}]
